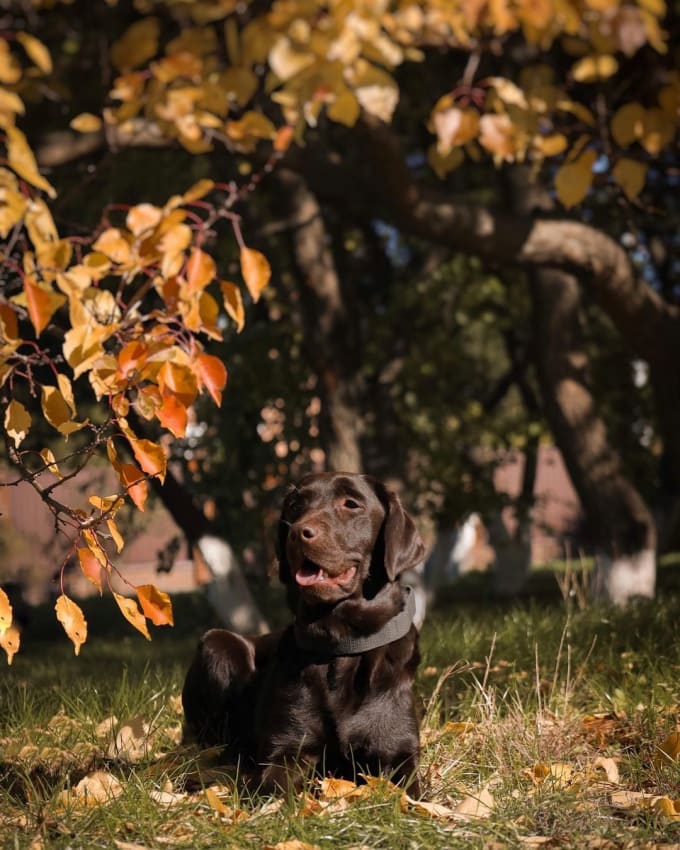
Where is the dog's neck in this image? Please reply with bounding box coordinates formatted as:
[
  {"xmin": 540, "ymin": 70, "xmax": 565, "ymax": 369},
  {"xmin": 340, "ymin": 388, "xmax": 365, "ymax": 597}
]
[{"xmin": 293, "ymin": 584, "xmax": 415, "ymax": 656}]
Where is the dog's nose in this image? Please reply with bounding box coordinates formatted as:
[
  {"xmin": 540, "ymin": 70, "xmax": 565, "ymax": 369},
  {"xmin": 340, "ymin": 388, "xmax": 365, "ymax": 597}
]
[{"xmin": 301, "ymin": 525, "xmax": 317, "ymax": 540}]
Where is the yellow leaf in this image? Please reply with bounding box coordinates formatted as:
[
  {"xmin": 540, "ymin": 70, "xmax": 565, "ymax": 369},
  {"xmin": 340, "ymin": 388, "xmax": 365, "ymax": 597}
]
[
  {"xmin": 592, "ymin": 756, "xmax": 620, "ymax": 784},
  {"xmin": 0, "ymin": 587, "xmax": 12, "ymax": 634},
  {"xmin": 0, "ymin": 184, "xmax": 28, "ymax": 238},
  {"xmin": 126, "ymin": 202, "xmax": 162, "ymax": 235},
  {"xmin": 572, "ymin": 54, "xmax": 618, "ymax": 83},
  {"xmin": 4, "ymin": 399, "xmax": 31, "ymax": 447},
  {"xmin": 204, "ymin": 786, "xmax": 231, "ymax": 814},
  {"xmin": 5, "ymin": 126, "xmax": 56, "ymax": 198},
  {"xmin": 268, "ymin": 37, "xmax": 315, "ymax": 82},
  {"xmin": 40, "ymin": 447, "xmax": 62, "ymax": 478},
  {"xmin": 534, "ymin": 133, "xmax": 568, "ymax": 157},
  {"xmin": 93, "ymin": 228, "xmax": 132, "ymax": 265},
  {"xmin": 136, "ymin": 584, "xmax": 174, "ymax": 626},
  {"xmin": 113, "ymin": 592, "xmax": 151, "ymax": 640},
  {"xmin": 182, "ymin": 179, "xmax": 215, "ymax": 203},
  {"xmin": 41, "ymin": 384, "xmax": 85, "ymax": 434},
  {"xmin": 68, "ymin": 771, "xmax": 124, "ymax": 806},
  {"xmin": 327, "ymin": 90, "xmax": 361, "ymax": 127},
  {"xmin": 240, "ymin": 246, "xmax": 271, "ymax": 303},
  {"xmin": 25, "ymin": 197, "xmax": 58, "ymax": 247},
  {"xmin": 654, "ymin": 729, "xmax": 680, "ymax": 766},
  {"xmin": 55, "ymin": 594, "xmax": 88, "ymax": 655},
  {"xmin": 110, "ymin": 17, "xmax": 160, "ymax": 71},
  {"xmin": 427, "ymin": 144, "xmax": 465, "ymax": 180},
  {"xmin": 612, "ymin": 158, "xmax": 647, "ymax": 200},
  {"xmin": 107, "ymin": 518, "xmax": 125, "ymax": 553},
  {"xmin": 70, "ymin": 112, "xmax": 103, "ymax": 133},
  {"xmin": 610, "ymin": 102, "xmax": 645, "ymax": 147},
  {"xmin": 432, "ymin": 106, "xmax": 480, "ymax": 154},
  {"xmin": 654, "ymin": 797, "xmax": 680, "ymax": 820},
  {"xmin": 0, "ymin": 624, "xmax": 20, "ymax": 665},
  {"xmin": 16, "ymin": 32, "xmax": 52, "ymax": 74},
  {"xmin": 554, "ymin": 148, "xmax": 596, "ymax": 207},
  {"xmin": 319, "ymin": 777, "xmax": 359, "ymax": 798},
  {"xmin": 479, "ymin": 113, "xmax": 516, "ymax": 162},
  {"xmin": 640, "ymin": 107, "xmax": 674, "ymax": 155},
  {"xmin": 220, "ymin": 280, "xmax": 245, "ymax": 332},
  {"xmin": 408, "ymin": 798, "xmax": 460, "ymax": 819}
]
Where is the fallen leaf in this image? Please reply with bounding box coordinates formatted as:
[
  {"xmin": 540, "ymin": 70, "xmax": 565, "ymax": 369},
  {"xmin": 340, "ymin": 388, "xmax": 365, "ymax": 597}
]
[
  {"xmin": 149, "ymin": 789, "xmax": 189, "ymax": 806},
  {"xmin": 592, "ymin": 756, "xmax": 620, "ymax": 784},
  {"xmin": 264, "ymin": 842, "xmax": 320, "ymax": 850},
  {"xmin": 452, "ymin": 785, "xmax": 494, "ymax": 820},
  {"xmin": 654, "ymin": 729, "xmax": 680, "ymax": 766},
  {"xmin": 108, "ymin": 715, "xmax": 150, "ymax": 762},
  {"xmin": 69, "ymin": 771, "xmax": 123, "ymax": 805},
  {"xmin": 610, "ymin": 789, "xmax": 662, "ymax": 811},
  {"xmin": 408, "ymin": 797, "xmax": 460, "ymax": 818}
]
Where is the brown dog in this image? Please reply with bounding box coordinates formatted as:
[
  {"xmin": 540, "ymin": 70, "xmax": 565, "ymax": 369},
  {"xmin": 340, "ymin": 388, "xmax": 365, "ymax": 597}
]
[{"xmin": 182, "ymin": 472, "xmax": 425, "ymax": 793}]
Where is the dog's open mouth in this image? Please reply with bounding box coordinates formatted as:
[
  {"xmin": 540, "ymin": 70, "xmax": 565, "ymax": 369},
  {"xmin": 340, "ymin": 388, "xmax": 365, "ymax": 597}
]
[{"xmin": 295, "ymin": 559, "xmax": 357, "ymax": 588}]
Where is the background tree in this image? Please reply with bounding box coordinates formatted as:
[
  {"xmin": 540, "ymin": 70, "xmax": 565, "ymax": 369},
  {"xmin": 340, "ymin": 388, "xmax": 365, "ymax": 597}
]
[{"xmin": 1, "ymin": 0, "xmax": 678, "ymax": 662}]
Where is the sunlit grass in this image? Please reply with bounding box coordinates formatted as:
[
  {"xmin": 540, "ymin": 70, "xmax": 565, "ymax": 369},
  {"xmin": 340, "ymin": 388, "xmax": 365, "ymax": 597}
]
[{"xmin": 1, "ymin": 585, "xmax": 679, "ymax": 849}]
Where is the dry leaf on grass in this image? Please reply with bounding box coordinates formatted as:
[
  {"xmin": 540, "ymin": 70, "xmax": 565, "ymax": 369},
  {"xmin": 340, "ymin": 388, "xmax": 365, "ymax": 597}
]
[
  {"xmin": 62, "ymin": 770, "xmax": 123, "ymax": 806},
  {"xmin": 108, "ymin": 716, "xmax": 150, "ymax": 762},
  {"xmin": 264, "ymin": 842, "xmax": 319, "ymax": 850},
  {"xmin": 114, "ymin": 841, "xmax": 153, "ymax": 850},
  {"xmin": 149, "ymin": 789, "xmax": 189, "ymax": 806},
  {"xmin": 591, "ymin": 756, "xmax": 620, "ymax": 784},
  {"xmin": 451, "ymin": 786, "xmax": 495, "ymax": 820},
  {"xmin": 653, "ymin": 729, "xmax": 680, "ymax": 767},
  {"xmin": 524, "ymin": 763, "xmax": 573, "ymax": 788},
  {"xmin": 95, "ymin": 715, "xmax": 118, "ymax": 739}
]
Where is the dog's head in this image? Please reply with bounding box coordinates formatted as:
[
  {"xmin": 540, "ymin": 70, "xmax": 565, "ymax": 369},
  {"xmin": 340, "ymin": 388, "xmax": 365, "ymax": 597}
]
[{"xmin": 277, "ymin": 472, "xmax": 425, "ymax": 605}]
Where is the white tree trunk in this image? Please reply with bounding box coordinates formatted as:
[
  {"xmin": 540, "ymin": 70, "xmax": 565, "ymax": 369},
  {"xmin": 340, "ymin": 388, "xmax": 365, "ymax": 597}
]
[
  {"xmin": 195, "ymin": 535, "xmax": 269, "ymax": 635},
  {"xmin": 593, "ymin": 549, "xmax": 656, "ymax": 606}
]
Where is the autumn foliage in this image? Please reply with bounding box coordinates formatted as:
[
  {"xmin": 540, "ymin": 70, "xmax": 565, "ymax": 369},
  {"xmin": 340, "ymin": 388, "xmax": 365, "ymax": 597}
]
[{"xmin": 0, "ymin": 0, "xmax": 677, "ymax": 659}]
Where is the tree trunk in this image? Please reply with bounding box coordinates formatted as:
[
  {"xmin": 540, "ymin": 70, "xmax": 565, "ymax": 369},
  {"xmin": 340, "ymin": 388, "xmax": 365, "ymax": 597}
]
[
  {"xmin": 137, "ymin": 443, "xmax": 268, "ymax": 632},
  {"xmin": 275, "ymin": 170, "xmax": 364, "ymax": 472},
  {"xmin": 531, "ymin": 269, "xmax": 657, "ymax": 603}
]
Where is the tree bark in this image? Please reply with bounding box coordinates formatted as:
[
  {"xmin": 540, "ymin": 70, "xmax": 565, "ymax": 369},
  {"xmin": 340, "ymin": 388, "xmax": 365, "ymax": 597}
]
[
  {"xmin": 531, "ymin": 269, "xmax": 657, "ymax": 604},
  {"xmin": 275, "ymin": 170, "xmax": 364, "ymax": 473}
]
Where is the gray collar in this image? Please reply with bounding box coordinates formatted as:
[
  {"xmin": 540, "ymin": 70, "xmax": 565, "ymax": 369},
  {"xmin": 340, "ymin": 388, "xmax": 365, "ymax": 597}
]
[{"xmin": 294, "ymin": 586, "xmax": 416, "ymax": 657}]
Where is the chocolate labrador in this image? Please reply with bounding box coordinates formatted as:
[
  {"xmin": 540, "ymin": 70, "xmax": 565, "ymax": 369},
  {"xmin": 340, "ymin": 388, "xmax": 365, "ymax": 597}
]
[{"xmin": 182, "ymin": 472, "xmax": 425, "ymax": 793}]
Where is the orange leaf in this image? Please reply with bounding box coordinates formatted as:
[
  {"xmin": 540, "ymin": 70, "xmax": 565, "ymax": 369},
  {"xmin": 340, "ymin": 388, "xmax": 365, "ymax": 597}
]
[
  {"xmin": 157, "ymin": 392, "xmax": 188, "ymax": 438},
  {"xmin": 273, "ymin": 125, "xmax": 295, "ymax": 152},
  {"xmin": 129, "ymin": 438, "xmax": 167, "ymax": 483},
  {"xmin": 24, "ymin": 277, "xmax": 65, "ymax": 336},
  {"xmin": 157, "ymin": 361, "xmax": 197, "ymax": 406},
  {"xmin": 136, "ymin": 584, "xmax": 174, "ymax": 626},
  {"xmin": 194, "ymin": 353, "xmax": 227, "ymax": 406},
  {"xmin": 119, "ymin": 462, "xmax": 148, "ymax": 511},
  {"xmin": 185, "ymin": 247, "xmax": 216, "ymax": 294},
  {"xmin": 113, "ymin": 592, "xmax": 151, "ymax": 640},
  {"xmin": 220, "ymin": 280, "xmax": 245, "ymax": 332},
  {"xmin": 0, "ymin": 625, "xmax": 20, "ymax": 665},
  {"xmin": 0, "ymin": 588, "xmax": 13, "ymax": 634},
  {"xmin": 240, "ymin": 246, "xmax": 271, "ymax": 303},
  {"xmin": 77, "ymin": 547, "xmax": 103, "ymax": 594},
  {"xmin": 55, "ymin": 594, "xmax": 88, "ymax": 655}
]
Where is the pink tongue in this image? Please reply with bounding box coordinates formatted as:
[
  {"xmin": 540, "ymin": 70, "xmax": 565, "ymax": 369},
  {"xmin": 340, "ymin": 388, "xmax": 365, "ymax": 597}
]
[{"xmin": 295, "ymin": 567, "xmax": 324, "ymax": 586}]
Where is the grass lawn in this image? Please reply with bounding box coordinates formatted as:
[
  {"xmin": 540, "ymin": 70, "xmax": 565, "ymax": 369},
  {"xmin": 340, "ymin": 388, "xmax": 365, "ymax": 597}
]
[{"xmin": 1, "ymin": 571, "xmax": 679, "ymax": 850}]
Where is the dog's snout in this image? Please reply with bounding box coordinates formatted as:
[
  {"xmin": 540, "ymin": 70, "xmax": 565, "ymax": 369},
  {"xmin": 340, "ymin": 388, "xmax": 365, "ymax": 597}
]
[
  {"xmin": 301, "ymin": 525, "xmax": 317, "ymax": 540},
  {"xmin": 290, "ymin": 522, "xmax": 319, "ymax": 542}
]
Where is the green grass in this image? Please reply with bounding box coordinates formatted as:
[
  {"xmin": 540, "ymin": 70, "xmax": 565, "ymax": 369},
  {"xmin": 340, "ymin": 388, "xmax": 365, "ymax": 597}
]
[{"xmin": 1, "ymin": 583, "xmax": 679, "ymax": 849}]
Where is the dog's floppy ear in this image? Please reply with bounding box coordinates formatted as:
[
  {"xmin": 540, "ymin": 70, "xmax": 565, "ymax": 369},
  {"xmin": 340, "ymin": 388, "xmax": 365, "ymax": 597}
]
[{"xmin": 375, "ymin": 485, "xmax": 426, "ymax": 581}]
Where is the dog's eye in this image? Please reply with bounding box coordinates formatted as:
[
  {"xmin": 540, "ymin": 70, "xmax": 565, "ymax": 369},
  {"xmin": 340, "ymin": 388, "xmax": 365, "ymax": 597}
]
[{"xmin": 343, "ymin": 498, "xmax": 361, "ymax": 510}]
